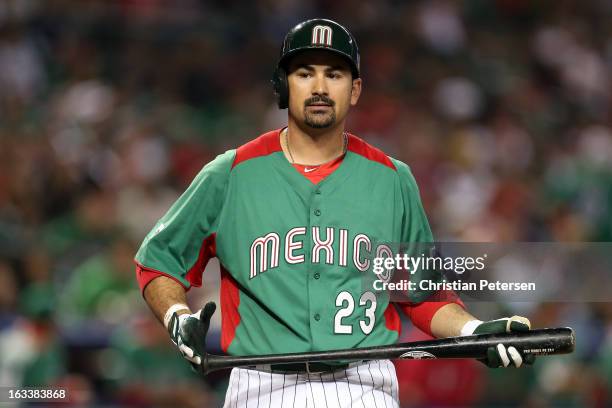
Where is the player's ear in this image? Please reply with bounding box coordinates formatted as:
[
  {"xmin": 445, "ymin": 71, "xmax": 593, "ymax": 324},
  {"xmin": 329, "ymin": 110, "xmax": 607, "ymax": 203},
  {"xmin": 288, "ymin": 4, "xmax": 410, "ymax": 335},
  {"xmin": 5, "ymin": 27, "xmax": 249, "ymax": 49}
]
[{"xmin": 350, "ymin": 78, "xmax": 362, "ymax": 106}]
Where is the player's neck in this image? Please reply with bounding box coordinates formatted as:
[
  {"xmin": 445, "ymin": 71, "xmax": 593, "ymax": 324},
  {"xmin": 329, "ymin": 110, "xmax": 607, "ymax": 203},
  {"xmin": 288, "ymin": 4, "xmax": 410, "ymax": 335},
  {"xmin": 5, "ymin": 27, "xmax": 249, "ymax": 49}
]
[{"xmin": 282, "ymin": 122, "xmax": 347, "ymax": 166}]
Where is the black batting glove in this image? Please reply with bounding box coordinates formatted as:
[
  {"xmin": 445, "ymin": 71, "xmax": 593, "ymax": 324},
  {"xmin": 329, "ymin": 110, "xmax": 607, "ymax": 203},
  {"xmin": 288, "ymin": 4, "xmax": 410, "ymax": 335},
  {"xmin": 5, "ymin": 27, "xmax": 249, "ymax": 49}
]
[
  {"xmin": 167, "ymin": 302, "xmax": 216, "ymax": 370},
  {"xmin": 470, "ymin": 316, "xmax": 536, "ymax": 368}
]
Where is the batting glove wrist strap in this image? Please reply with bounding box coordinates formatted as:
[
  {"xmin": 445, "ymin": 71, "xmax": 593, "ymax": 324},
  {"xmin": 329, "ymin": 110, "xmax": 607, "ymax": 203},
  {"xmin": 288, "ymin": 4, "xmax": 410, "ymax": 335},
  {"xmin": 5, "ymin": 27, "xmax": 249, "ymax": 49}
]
[
  {"xmin": 164, "ymin": 303, "xmax": 190, "ymax": 329},
  {"xmin": 460, "ymin": 319, "xmax": 483, "ymax": 336}
]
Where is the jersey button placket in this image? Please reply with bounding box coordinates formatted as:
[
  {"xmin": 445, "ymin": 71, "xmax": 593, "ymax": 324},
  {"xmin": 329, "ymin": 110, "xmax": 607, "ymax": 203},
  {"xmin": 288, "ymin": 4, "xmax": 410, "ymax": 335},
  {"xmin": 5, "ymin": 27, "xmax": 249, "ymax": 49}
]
[{"xmin": 309, "ymin": 187, "xmax": 324, "ymax": 342}]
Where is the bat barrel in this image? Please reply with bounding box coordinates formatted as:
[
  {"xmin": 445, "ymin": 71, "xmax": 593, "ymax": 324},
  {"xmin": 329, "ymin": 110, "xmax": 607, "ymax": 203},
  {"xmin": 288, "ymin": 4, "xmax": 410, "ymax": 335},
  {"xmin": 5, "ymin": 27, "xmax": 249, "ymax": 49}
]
[{"xmin": 413, "ymin": 327, "xmax": 575, "ymax": 359}]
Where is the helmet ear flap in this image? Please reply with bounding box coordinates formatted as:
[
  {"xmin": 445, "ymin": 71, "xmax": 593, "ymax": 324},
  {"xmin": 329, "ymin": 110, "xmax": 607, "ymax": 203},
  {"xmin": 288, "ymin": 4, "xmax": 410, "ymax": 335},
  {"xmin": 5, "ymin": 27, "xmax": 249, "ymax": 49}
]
[{"xmin": 272, "ymin": 66, "xmax": 289, "ymax": 109}]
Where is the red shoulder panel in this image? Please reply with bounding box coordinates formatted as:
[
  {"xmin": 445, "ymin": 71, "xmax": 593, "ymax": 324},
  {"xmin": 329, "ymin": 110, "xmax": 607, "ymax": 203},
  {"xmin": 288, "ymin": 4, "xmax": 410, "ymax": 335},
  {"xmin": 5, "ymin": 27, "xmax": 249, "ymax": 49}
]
[
  {"xmin": 346, "ymin": 134, "xmax": 396, "ymax": 171},
  {"xmin": 232, "ymin": 129, "xmax": 283, "ymax": 169}
]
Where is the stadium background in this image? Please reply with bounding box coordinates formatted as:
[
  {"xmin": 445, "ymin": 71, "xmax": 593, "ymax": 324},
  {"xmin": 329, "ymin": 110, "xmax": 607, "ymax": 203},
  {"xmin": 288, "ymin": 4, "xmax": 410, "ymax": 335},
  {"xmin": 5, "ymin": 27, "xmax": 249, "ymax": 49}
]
[{"xmin": 0, "ymin": 0, "xmax": 611, "ymax": 406}]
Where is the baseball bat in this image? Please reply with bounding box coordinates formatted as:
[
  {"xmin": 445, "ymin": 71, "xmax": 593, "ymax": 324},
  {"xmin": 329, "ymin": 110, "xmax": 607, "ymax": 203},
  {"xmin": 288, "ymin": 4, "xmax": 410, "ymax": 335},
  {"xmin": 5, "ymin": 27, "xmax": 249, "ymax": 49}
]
[{"xmin": 200, "ymin": 327, "xmax": 574, "ymax": 375}]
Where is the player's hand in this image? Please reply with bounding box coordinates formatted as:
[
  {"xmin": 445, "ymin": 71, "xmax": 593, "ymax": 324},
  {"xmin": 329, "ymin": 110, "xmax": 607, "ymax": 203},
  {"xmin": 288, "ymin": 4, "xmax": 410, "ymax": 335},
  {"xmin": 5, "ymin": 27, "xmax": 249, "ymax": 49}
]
[
  {"xmin": 167, "ymin": 302, "xmax": 216, "ymax": 370},
  {"xmin": 472, "ymin": 316, "xmax": 536, "ymax": 368}
]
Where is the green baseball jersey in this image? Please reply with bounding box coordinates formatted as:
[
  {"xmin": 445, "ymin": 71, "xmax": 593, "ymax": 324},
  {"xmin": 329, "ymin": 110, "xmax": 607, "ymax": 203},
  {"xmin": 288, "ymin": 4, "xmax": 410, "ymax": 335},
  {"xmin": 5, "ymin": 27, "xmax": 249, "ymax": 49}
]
[{"xmin": 135, "ymin": 129, "xmax": 433, "ymax": 356}]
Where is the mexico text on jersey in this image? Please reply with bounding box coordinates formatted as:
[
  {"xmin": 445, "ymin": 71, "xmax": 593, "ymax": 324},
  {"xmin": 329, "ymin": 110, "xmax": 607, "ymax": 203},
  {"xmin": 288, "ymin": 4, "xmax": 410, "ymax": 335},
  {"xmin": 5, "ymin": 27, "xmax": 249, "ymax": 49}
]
[{"xmin": 135, "ymin": 129, "xmax": 433, "ymax": 357}]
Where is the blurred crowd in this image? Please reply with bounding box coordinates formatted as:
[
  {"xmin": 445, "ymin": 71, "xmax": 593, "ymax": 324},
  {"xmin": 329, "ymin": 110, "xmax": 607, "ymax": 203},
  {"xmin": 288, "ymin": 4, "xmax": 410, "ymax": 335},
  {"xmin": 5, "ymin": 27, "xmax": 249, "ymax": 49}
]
[{"xmin": 0, "ymin": 0, "xmax": 611, "ymax": 406}]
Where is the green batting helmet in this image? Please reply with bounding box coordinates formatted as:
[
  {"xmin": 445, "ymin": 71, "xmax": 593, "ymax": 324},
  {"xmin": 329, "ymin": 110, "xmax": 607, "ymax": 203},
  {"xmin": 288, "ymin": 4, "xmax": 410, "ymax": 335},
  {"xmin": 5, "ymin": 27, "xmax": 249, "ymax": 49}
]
[{"xmin": 272, "ymin": 18, "xmax": 360, "ymax": 109}]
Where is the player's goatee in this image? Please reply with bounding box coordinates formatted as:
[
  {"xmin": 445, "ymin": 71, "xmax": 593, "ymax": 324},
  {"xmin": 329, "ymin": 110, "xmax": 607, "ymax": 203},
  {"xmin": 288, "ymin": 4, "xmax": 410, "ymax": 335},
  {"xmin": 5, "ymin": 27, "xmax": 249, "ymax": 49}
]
[
  {"xmin": 304, "ymin": 95, "xmax": 336, "ymax": 128},
  {"xmin": 304, "ymin": 110, "xmax": 336, "ymax": 128}
]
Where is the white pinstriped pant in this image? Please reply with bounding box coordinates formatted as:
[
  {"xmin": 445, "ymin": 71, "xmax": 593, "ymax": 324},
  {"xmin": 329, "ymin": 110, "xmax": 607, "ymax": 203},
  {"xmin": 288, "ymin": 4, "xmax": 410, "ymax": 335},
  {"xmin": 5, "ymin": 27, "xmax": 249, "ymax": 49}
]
[{"xmin": 223, "ymin": 359, "xmax": 399, "ymax": 408}]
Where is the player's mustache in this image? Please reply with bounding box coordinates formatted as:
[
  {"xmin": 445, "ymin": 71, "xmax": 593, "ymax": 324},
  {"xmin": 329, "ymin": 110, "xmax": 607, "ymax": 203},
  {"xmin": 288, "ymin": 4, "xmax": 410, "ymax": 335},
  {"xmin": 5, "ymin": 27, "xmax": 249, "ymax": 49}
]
[{"xmin": 305, "ymin": 96, "xmax": 335, "ymax": 107}]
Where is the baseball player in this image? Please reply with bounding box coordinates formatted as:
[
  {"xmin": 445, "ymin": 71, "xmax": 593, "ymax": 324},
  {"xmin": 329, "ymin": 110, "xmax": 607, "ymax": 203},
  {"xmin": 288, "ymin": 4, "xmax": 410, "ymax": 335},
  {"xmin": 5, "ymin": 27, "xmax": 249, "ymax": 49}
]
[{"xmin": 135, "ymin": 18, "xmax": 535, "ymax": 408}]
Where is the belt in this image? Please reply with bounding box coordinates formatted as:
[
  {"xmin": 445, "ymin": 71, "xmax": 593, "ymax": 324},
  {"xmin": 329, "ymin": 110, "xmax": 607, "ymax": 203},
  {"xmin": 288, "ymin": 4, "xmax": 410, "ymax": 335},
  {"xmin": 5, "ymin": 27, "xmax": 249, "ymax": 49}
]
[{"xmin": 252, "ymin": 361, "xmax": 366, "ymax": 374}]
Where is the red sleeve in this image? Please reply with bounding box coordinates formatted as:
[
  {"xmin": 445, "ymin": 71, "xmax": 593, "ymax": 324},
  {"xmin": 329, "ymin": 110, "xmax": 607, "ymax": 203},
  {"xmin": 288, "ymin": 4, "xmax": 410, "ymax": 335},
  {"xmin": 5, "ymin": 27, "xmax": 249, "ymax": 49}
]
[
  {"xmin": 135, "ymin": 262, "xmax": 189, "ymax": 297},
  {"xmin": 395, "ymin": 290, "xmax": 465, "ymax": 337}
]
